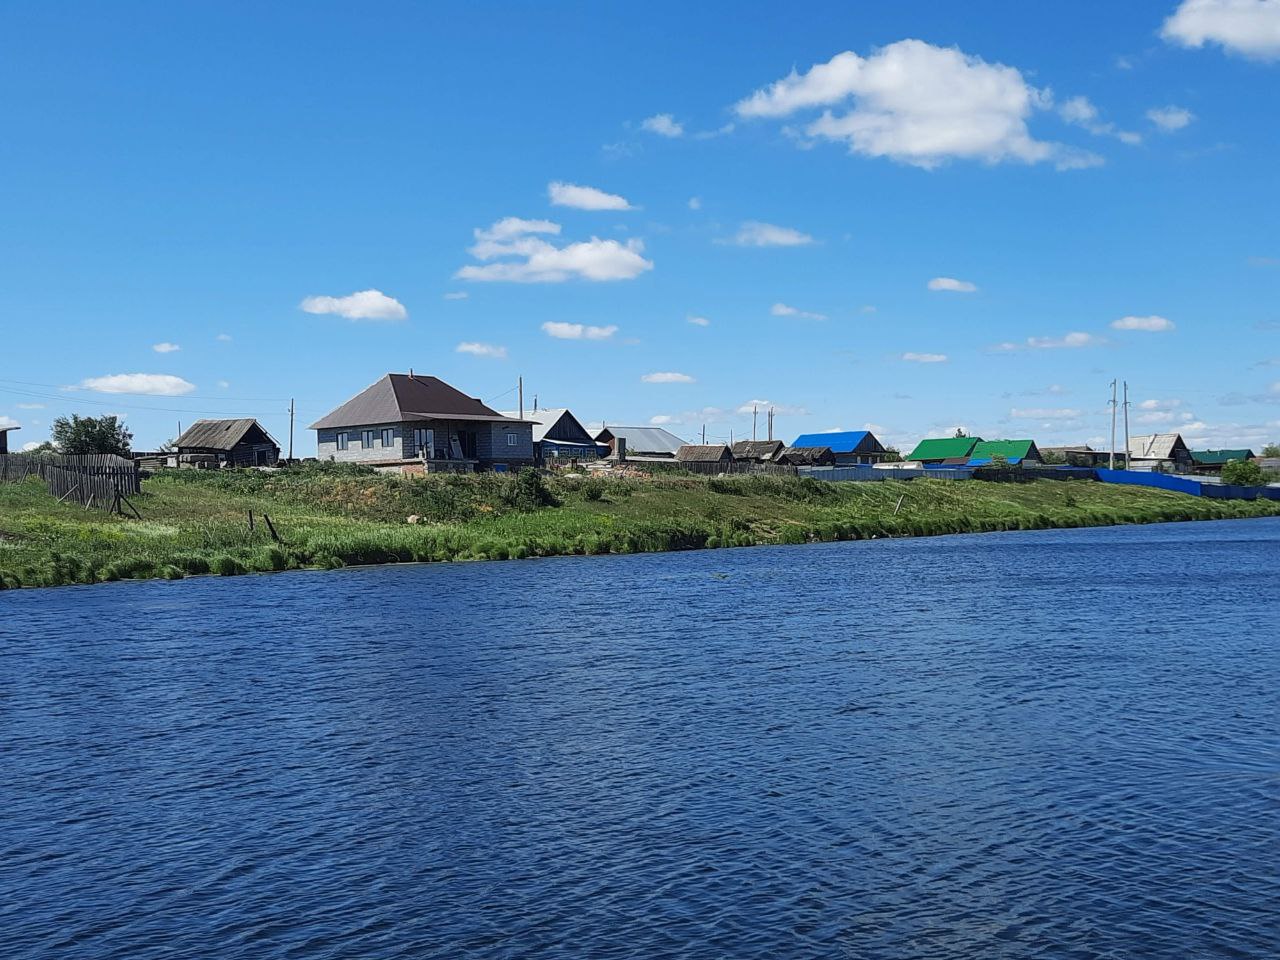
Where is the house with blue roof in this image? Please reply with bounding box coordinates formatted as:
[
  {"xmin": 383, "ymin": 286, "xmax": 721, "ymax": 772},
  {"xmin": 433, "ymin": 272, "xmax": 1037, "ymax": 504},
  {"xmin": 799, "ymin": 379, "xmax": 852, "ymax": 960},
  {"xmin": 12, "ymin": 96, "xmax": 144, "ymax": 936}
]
[{"xmin": 790, "ymin": 430, "xmax": 889, "ymax": 465}]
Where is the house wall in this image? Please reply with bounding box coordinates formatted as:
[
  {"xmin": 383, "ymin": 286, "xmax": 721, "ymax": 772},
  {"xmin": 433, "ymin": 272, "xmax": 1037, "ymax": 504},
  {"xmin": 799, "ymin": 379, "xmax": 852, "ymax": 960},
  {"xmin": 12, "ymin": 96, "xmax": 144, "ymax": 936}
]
[
  {"xmin": 316, "ymin": 420, "xmax": 534, "ymax": 467},
  {"xmin": 477, "ymin": 421, "xmax": 535, "ymax": 466}
]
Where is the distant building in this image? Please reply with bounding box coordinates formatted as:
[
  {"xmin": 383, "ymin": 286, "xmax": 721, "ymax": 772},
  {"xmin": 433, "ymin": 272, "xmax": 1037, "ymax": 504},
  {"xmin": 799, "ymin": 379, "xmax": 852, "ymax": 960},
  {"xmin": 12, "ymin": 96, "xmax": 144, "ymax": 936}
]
[
  {"xmin": 1127, "ymin": 433, "xmax": 1192, "ymax": 471},
  {"xmin": 311, "ymin": 373, "xmax": 534, "ymax": 473},
  {"xmin": 731, "ymin": 440, "xmax": 785, "ymax": 463},
  {"xmin": 1190, "ymin": 449, "xmax": 1256, "ymax": 474},
  {"xmin": 0, "ymin": 425, "xmax": 18, "ymax": 455},
  {"xmin": 776, "ymin": 446, "xmax": 836, "ymax": 467},
  {"xmin": 791, "ymin": 430, "xmax": 889, "ymax": 465},
  {"xmin": 593, "ymin": 425, "xmax": 686, "ymax": 460},
  {"xmin": 967, "ymin": 439, "xmax": 1042, "ymax": 466},
  {"xmin": 676, "ymin": 444, "xmax": 734, "ymax": 468},
  {"xmin": 906, "ymin": 436, "xmax": 983, "ymax": 465},
  {"xmin": 174, "ymin": 419, "xmax": 281, "ymax": 468},
  {"xmin": 501, "ymin": 407, "xmax": 598, "ymax": 463},
  {"xmin": 1042, "ymin": 445, "xmax": 1113, "ymax": 467}
]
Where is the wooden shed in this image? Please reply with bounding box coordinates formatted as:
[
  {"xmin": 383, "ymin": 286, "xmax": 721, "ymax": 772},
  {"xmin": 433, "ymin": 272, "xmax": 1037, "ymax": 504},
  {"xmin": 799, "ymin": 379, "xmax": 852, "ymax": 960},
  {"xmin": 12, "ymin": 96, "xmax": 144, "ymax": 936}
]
[
  {"xmin": 731, "ymin": 440, "xmax": 785, "ymax": 463},
  {"xmin": 776, "ymin": 446, "xmax": 836, "ymax": 467},
  {"xmin": 175, "ymin": 419, "xmax": 281, "ymax": 467},
  {"xmin": 676, "ymin": 444, "xmax": 734, "ymax": 466}
]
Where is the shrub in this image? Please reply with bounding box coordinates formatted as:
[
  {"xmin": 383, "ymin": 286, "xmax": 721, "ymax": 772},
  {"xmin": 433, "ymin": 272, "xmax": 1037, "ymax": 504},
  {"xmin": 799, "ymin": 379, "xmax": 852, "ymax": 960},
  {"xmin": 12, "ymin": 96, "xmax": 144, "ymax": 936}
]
[
  {"xmin": 213, "ymin": 555, "xmax": 245, "ymax": 576},
  {"xmin": 1221, "ymin": 459, "xmax": 1264, "ymax": 487},
  {"xmin": 507, "ymin": 469, "xmax": 560, "ymax": 511}
]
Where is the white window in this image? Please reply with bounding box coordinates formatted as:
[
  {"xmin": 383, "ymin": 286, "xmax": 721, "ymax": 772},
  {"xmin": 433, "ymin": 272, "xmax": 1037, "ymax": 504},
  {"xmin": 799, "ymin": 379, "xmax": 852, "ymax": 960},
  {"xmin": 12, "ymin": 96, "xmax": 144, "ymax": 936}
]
[
  {"xmin": 362, "ymin": 430, "xmax": 375, "ymax": 448},
  {"xmin": 336, "ymin": 432, "xmax": 349, "ymax": 451},
  {"xmin": 507, "ymin": 433, "xmax": 518, "ymax": 446},
  {"xmin": 381, "ymin": 428, "xmax": 394, "ymax": 447}
]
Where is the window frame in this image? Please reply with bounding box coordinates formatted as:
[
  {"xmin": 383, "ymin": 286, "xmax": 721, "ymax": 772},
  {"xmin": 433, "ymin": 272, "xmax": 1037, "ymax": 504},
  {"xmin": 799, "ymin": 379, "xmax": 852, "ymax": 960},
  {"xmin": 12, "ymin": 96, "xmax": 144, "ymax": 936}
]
[
  {"xmin": 336, "ymin": 432, "xmax": 349, "ymax": 451},
  {"xmin": 381, "ymin": 428, "xmax": 394, "ymax": 448},
  {"xmin": 361, "ymin": 429, "xmax": 375, "ymax": 449}
]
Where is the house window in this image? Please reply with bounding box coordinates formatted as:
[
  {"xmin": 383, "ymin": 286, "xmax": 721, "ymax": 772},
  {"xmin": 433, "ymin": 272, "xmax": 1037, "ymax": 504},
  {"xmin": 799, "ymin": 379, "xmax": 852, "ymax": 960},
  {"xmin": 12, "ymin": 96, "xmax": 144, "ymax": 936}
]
[
  {"xmin": 413, "ymin": 427, "xmax": 434, "ymax": 459},
  {"xmin": 507, "ymin": 433, "xmax": 518, "ymax": 446},
  {"xmin": 381, "ymin": 428, "xmax": 394, "ymax": 447},
  {"xmin": 362, "ymin": 430, "xmax": 375, "ymax": 448},
  {"xmin": 336, "ymin": 432, "xmax": 349, "ymax": 451}
]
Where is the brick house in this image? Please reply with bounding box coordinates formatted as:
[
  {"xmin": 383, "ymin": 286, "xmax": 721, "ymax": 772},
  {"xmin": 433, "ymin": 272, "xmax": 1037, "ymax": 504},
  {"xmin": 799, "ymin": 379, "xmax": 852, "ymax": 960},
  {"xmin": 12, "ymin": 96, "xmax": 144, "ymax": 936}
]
[{"xmin": 310, "ymin": 373, "xmax": 534, "ymax": 473}]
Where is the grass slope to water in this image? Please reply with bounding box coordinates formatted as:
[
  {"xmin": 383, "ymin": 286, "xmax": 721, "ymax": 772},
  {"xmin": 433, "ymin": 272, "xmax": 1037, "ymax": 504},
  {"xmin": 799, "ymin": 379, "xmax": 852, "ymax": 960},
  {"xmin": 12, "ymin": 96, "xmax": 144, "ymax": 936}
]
[{"xmin": 2, "ymin": 465, "xmax": 1278, "ymax": 589}]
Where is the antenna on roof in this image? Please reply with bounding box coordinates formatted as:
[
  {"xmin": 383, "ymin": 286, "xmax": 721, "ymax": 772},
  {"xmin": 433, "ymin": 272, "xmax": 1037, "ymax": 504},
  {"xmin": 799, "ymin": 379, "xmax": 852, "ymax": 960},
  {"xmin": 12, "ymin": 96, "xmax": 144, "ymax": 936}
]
[{"xmin": 409, "ymin": 368, "xmax": 414, "ymax": 380}]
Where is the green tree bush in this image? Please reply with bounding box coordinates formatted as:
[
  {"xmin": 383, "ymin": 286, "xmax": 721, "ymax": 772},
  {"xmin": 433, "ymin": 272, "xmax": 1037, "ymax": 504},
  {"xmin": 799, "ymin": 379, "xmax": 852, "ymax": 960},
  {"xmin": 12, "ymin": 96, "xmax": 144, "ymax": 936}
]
[
  {"xmin": 1221, "ymin": 459, "xmax": 1264, "ymax": 486},
  {"xmin": 50, "ymin": 415, "xmax": 133, "ymax": 456}
]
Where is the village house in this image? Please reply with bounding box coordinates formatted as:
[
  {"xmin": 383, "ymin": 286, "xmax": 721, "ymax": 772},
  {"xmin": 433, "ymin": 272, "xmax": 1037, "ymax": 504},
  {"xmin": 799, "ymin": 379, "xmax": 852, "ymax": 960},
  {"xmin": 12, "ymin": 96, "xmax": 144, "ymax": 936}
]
[
  {"xmin": 730, "ymin": 440, "xmax": 785, "ymax": 463},
  {"xmin": 1189, "ymin": 449, "xmax": 1256, "ymax": 474},
  {"xmin": 1127, "ymin": 433, "xmax": 1193, "ymax": 472},
  {"xmin": 593, "ymin": 425, "xmax": 686, "ymax": 460},
  {"xmin": 500, "ymin": 407, "xmax": 598, "ymax": 463},
  {"xmin": 1042, "ymin": 445, "xmax": 1113, "ymax": 467},
  {"xmin": 776, "ymin": 446, "xmax": 836, "ymax": 467},
  {"xmin": 791, "ymin": 430, "xmax": 889, "ymax": 465},
  {"xmin": 906, "ymin": 436, "xmax": 983, "ymax": 466},
  {"xmin": 967, "ymin": 439, "xmax": 1041, "ymax": 466},
  {"xmin": 675, "ymin": 444, "xmax": 734, "ymax": 470},
  {"xmin": 310, "ymin": 373, "xmax": 534, "ymax": 473},
  {"xmin": 0, "ymin": 424, "xmax": 18, "ymax": 455},
  {"xmin": 173, "ymin": 418, "xmax": 281, "ymax": 468}
]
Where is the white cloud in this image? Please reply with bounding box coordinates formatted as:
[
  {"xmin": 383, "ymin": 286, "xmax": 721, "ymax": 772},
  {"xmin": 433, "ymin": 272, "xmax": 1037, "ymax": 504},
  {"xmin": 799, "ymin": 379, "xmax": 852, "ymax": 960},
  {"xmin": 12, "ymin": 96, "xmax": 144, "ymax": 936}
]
[
  {"xmin": 217, "ymin": 380, "xmax": 230, "ymax": 389},
  {"xmin": 1112, "ymin": 314, "xmax": 1175, "ymax": 332},
  {"xmin": 20, "ymin": 441, "xmax": 43, "ymax": 452},
  {"xmin": 902, "ymin": 352, "xmax": 948, "ymax": 363},
  {"xmin": 771, "ymin": 302, "xmax": 827, "ymax": 321},
  {"xmin": 642, "ymin": 371, "xmax": 696, "ymax": 383},
  {"xmin": 995, "ymin": 332, "xmax": 1104, "ymax": 351},
  {"xmin": 541, "ymin": 321, "xmax": 618, "ymax": 341},
  {"xmin": 1162, "ymin": 0, "xmax": 1280, "ymax": 60},
  {"xmin": 458, "ymin": 217, "xmax": 652, "ymax": 282},
  {"xmin": 80, "ymin": 373, "xmax": 196, "ymax": 396},
  {"xmin": 1147, "ymin": 105, "xmax": 1195, "ymax": 131},
  {"xmin": 456, "ymin": 341, "xmax": 508, "ymax": 359},
  {"xmin": 641, "ymin": 113, "xmax": 684, "ymax": 137},
  {"xmin": 300, "ymin": 289, "xmax": 407, "ymax": 321},
  {"xmin": 733, "ymin": 39, "xmax": 1087, "ymax": 169},
  {"xmin": 1010, "ymin": 407, "xmax": 1083, "ymax": 419},
  {"xmin": 1139, "ymin": 398, "xmax": 1184, "ymax": 412},
  {"xmin": 735, "ymin": 399, "xmax": 809, "ymax": 415},
  {"xmin": 687, "ymin": 315, "xmax": 711, "ymax": 326},
  {"xmin": 1058, "ymin": 96, "xmax": 1142, "ymax": 145},
  {"xmin": 548, "ymin": 181, "xmax": 634, "ymax": 211},
  {"xmin": 649, "ymin": 414, "xmax": 678, "ymax": 425},
  {"xmin": 724, "ymin": 221, "xmax": 814, "ymax": 247},
  {"xmin": 16, "ymin": 403, "xmax": 44, "ymax": 410},
  {"xmin": 151, "ymin": 342, "xmax": 180, "ymax": 353},
  {"xmin": 688, "ymin": 197, "xmax": 702, "ymax": 210},
  {"xmin": 443, "ymin": 291, "xmax": 469, "ymax": 300},
  {"xmin": 216, "ymin": 333, "xmax": 232, "ymax": 342},
  {"xmin": 928, "ymin": 276, "xmax": 978, "ymax": 293}
]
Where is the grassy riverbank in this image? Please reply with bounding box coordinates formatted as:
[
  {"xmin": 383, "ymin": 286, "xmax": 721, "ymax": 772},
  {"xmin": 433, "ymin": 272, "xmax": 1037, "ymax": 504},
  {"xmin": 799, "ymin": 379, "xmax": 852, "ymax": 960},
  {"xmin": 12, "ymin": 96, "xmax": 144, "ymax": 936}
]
[{"xmin": 2, "ymin": 465, "xmax": 1278, "ymax": 589}]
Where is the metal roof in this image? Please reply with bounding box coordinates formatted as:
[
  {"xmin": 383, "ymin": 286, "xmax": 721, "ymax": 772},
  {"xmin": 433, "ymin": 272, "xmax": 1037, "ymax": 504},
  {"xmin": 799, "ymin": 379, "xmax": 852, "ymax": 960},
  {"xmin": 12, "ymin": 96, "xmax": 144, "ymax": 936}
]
[
  {"xmin": 310, "ymin": 374, "xmax": 521, "ymax": 430},
  {"xmin": 1190, "ymin": 448, "xmax": 1255, "ymax": 465},
  {"xmin": 175, "ymin": 418, "xmax": 278, "ymax": 452},
  {"xmin": 906, "ymin": 437, "xmax": 982, "ymax": 461},
  {"xmin": 968, "ymin": 439, "xmax": 1039, "ymax": 463},
  {"xmin": 497, "ymin": 408, "xmax": 592, "ymax": 444},
  {"xmin": 593, "ymin": 425, "xmax": 687, "ymax": 455},
  {"xmin": 792, "ymin": 430, "xmax": 870, "ymax": 453},
  {"xmin": 1128, "ymin": 433, "xmax": 1186, "ymax": 460}
]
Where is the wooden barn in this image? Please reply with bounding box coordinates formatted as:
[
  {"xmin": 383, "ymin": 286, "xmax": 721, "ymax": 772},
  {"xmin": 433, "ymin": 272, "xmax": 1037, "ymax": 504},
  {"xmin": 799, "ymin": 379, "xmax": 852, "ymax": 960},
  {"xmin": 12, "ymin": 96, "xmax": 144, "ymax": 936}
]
[
  {"xmin": 676, "ymin": 444, "xmax": 734, "ymax": 471},
  {"xmin": 776, "ymin": 446, "xmax": 836, "ymax": 467},
  {"xmin": 500, "ymin": 407, "xmax": 599, "ymax": 463},
  {"xmin": 731, "ymin": 440, "xmax": 785, "ymax": 462},
  {"xmin": 175, "ymin": 419, "xmax": 281, "ymax": 467}
]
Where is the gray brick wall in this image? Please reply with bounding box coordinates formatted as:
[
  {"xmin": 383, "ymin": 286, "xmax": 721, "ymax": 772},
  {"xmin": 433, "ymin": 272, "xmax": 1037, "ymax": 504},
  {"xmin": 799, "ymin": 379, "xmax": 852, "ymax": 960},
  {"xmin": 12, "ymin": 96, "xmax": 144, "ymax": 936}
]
[
  {"xmin": 316, "ymin": 423, "xmax": 405, "ymax": 463},
  {"xmin": 316, "ymin": 419, "xmax": 534, "ymax": 468},
  {"xmin": 477, "ymin": 421, "xmax": 535, "ymax": 467}
]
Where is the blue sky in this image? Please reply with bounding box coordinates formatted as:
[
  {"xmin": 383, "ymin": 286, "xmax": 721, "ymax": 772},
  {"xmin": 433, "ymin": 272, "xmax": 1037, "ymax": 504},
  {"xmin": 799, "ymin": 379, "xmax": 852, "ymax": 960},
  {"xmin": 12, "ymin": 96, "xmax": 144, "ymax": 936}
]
[{"xmin": 2, "ymin": 0, "xmax": 1279, "ymax": 453}]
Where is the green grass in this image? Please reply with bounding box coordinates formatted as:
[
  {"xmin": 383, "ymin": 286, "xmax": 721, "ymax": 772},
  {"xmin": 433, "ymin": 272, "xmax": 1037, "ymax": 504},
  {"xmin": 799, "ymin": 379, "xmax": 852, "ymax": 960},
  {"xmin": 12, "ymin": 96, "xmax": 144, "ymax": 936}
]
[{"xmin": 1, "ymin": 464, "xmax": 1277, "ymax": 589}]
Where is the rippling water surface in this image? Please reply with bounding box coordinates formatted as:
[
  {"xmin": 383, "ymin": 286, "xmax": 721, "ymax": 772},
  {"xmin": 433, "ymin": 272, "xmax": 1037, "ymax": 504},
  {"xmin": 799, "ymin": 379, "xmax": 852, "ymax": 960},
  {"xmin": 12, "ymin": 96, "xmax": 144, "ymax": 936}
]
[{"xmin": 3, "ymin": 519, "xmax": 1279, "ymax": 958}]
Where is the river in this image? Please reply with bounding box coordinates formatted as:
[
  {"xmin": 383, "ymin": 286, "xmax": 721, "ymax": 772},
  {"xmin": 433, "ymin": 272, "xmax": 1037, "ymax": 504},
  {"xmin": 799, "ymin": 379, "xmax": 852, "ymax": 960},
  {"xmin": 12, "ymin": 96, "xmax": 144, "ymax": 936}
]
[{"xmin": 2, "ymin": 519, "xmax": 1278, "ymax": 958}]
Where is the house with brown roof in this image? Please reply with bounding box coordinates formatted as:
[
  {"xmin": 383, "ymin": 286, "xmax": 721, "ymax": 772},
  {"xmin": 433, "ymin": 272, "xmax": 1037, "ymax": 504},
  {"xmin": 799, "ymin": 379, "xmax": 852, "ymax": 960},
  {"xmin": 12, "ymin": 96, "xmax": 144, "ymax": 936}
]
[
  {"xmin": 174, "ymin": 419, "xmax": 280, "ymax": 467},
  {"xmin": 310, "ymin": 373, "xmax": 534, "ymax": 473}
]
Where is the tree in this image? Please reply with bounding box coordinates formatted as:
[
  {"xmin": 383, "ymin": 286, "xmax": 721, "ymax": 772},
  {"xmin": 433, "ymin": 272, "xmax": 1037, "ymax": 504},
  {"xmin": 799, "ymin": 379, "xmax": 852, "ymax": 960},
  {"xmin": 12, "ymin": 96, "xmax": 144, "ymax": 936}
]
[
  {"xmin": 882, "ymin": 447, "xmax": 904, "ymax": 463},
  {"xmin": 1263, "ymin": 443, "xmax": 1280, "ymax": 458},
  {"xmin": 1040, "ymin": 449, "xmax": 1067, "ymax": 465},
  {"xmin": 1221, "ymin": 459, "xmax": 1264, "ymax": 486},
  {"xmin": 49, "ymin": 415, "xmax": 133, "ymax": 456},
  {"xmin": 953, "ymin": 427, "xmax": 968, "ymax": 439}
]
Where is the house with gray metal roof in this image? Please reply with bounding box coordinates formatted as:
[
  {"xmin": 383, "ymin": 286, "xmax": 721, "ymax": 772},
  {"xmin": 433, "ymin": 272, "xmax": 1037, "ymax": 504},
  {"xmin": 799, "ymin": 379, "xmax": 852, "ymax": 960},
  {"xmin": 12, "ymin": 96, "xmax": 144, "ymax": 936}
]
[
  {"xmin": 1127, "ymin": 433, "xmax": 1192, "ymax": 471},
  {"xmin": 311, "ymin": 373, "xmax": 534, "ymax": 473},
  {"xmin": 174, "ymin": 418, "xmax": 280, "ymax": 467},
  {"xmin": 593, "ymin": 425, "xmax": 686, "ymax": 459},
  {"xmin": 499, "ymin": 407, "xmax": 598, "ymax": 462}
]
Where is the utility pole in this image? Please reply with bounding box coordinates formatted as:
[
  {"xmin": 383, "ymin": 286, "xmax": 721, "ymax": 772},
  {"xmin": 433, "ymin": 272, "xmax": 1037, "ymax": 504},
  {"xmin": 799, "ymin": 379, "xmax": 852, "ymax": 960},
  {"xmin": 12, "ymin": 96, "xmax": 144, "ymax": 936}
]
[
  {"xmin": 1109, "ymin": 379, "xmax": 1118, "ymax": 470},
  {"xmin": 288, "ymin": 399, "xmax": 295, "ymax": 461},
  {"xmin": 752, "ymin": 404, "xmax": 758, "ymax": 441},
  {"xmin": 701, "ymin": 424, "xmax": 706, "ymax": 444},
  {"xmin": 768, "ymin": 407, "xmax": 775, "ymax": 442},
  {"xmin": 1122, "ymin": 381, "xmax": 1131, "ymax": 470},
  {"xmin": 518, "ymin": 377, "xmax": 524, "ymax": 419}
]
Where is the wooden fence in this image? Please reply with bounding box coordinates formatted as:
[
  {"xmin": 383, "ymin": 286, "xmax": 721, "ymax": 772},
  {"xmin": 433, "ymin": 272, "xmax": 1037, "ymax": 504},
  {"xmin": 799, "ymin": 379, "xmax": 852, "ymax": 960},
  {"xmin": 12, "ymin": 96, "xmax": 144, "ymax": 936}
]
[{"xmin": 0, "ymin": 453, "xmax": 141, "ymax": 512}]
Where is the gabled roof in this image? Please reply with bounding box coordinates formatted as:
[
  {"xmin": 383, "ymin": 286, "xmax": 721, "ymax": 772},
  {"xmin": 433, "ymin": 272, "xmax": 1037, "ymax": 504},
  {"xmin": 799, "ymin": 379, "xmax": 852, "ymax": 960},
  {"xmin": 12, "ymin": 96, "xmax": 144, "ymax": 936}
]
[
  {"xmin": 676, "ymin": 443, "xmax": 732, "ymax": 462},
  {"xmin": 498, "ymin": 407, "xmax": 591, "ymax": 444},
  {"xmin": 593, "ymin": 425, "xmax": 686, "ymax": 455},
  {"xmin": 1128, "ymin": 433, "xmax": 1187, "ymax": 460},
  {"xmin": 1190, "ymin": 448, "xmax": 1255, "ymax": 465},
  {"xmin": 175, "ymin": 419, "xmax": 278, "ymax": 452},
  {"xmin": 906, "ymin": 436, "xmax": 982, "ymax": 461},
  {"xmin": 731, "ymin": 440, "xmax": 784, "ymax": 460},
  {"xmin": 777, "ymin": 445, "xmax": 835, "ymax": 465},
  {"xmin": 791, "ymin": 430, "xmax": 879, "ymax": 454},
  {"xmin": 310, "ymin": 374, "xmax": 521, "ymax": 430},
  {"xmin": 968, "ymin": 439, "xmax": 1039, "ymax": 465}
]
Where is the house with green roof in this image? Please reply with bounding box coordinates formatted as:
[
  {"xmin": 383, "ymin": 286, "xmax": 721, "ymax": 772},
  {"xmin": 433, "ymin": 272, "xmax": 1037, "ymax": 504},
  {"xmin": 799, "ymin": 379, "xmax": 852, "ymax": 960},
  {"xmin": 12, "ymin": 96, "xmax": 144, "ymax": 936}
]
[
  {"xmin": 967, "ymin": 439, "xmax": 1042, "ymax": 466},
  {"xmin": 1190, "ymin": 448, "xmax": 1255, "ymax": 474},
  {"xmin": 905, "ymin": 436, "xmax": 982, "ymax": 464}
]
